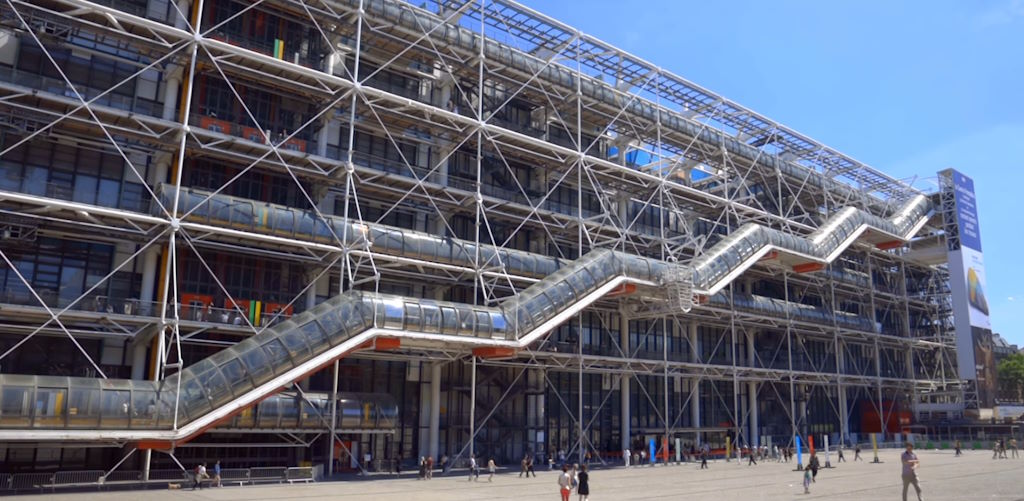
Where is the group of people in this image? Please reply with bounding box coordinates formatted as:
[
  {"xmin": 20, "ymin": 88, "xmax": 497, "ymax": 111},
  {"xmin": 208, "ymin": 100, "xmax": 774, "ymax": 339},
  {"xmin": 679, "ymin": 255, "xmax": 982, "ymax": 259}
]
[
  {"xmin": 992, "ymin": 437, "xmax": 1019, "ymax": 459},
  {"xmin": 557, "ymin": 463, "xmax": 590, "ymax": 501},
  {"xmin": 466, "ymin": 454, "xmax": 497, "ymax": 482},
  {"xmin": 191, "ymin": 461, "xmax": 222, "ymax": 490}
]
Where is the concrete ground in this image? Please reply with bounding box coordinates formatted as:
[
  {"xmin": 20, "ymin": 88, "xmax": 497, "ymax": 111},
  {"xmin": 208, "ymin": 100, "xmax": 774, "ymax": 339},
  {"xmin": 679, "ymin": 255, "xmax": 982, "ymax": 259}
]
[{"xmin": 20, "ymin": 449, "xmax": 1024, "ymax": 500}]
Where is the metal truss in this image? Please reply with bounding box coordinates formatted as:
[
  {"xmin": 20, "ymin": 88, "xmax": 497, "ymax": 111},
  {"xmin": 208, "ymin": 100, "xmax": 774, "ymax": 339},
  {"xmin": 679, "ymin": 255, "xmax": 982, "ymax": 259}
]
[{"xmin": 0, "ymin": 0, "xmax": 962, "ymax": 471}]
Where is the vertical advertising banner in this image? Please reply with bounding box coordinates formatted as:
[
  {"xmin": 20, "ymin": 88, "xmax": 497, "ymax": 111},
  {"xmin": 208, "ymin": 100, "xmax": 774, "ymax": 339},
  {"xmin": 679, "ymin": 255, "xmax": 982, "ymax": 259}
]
[{"xmin": 945, "ymin": 169, "xmax": 995, "ymax": 405}]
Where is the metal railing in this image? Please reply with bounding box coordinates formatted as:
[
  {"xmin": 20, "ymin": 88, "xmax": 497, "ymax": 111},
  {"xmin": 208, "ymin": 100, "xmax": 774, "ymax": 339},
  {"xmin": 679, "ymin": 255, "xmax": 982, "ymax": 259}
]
[
  {"xmin": 0, "ymin": 292, "xmax": 293, "ymax": 327},
  {"xmin": 0, "ymin": 466, "xmax": 316, "ymax": 492}
]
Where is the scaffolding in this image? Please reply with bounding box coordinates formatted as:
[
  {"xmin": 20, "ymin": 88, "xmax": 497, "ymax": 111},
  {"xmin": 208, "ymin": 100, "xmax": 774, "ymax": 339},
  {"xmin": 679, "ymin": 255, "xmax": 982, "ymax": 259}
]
[{"xmin": 0, "ymin": 0, "xmax": 962, "ymax": 474}]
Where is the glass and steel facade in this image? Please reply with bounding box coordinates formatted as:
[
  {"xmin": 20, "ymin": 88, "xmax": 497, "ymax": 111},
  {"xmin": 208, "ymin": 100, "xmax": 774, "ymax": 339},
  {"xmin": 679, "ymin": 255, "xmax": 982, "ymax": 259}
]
[{"xmin": 0, "ymin": 0, "xmax": 961, "ymax": 473}]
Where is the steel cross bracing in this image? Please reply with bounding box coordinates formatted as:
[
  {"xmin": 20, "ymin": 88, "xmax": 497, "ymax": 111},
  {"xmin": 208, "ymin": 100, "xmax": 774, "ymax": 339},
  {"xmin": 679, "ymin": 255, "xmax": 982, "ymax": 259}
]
[
  {"xmin": 427, "ymin": 0, "xmax": 919, "ymax": 202},
  {"xmin": 0, "ymin": 0, "xmax": 961, "ymax": 465}
]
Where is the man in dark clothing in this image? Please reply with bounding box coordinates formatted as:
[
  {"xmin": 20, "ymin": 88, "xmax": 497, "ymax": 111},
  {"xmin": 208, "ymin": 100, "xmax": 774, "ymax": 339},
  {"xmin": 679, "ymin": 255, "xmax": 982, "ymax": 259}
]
[
  {"xmin": 854, "ymin": 444, "xmax": 863, "ymax": 461},
  {"xmin": 748, "ymin": 447, "xmax": 757, "ymax": 466},
  {"xmin": 526, "ymin": 456, "xmax": 536, "ymax": 477},
  {"xmin": 808, "ymin": 453, "xmax": 820, "ymax": 482},
  {"xmin": 837, "ymin": 446, "xmax": 846, "ymax": 463},
  {"xmin": 520, "ymin": 455, "xmax": 529, "ymax": 477},
  {"xmin": 700, "ymin": 448, "xmax": 709, "ymax": 469}
]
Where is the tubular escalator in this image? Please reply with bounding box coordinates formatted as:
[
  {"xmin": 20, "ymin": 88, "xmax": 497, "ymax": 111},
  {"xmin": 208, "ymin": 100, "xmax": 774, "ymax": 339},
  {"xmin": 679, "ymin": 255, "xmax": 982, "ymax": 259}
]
[{"xmin": 0, "ymin": 187, "xmax": 931, "ymax": 443}]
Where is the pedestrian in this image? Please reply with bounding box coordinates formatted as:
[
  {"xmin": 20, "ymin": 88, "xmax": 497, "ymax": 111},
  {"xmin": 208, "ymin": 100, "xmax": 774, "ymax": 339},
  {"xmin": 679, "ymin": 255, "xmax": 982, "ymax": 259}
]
[
  {"xmin": 570, "ymin": 463, "xmax": 578, "ymax": 490},
  {"xmin": 191, "ymin": 464, "xmax": 203, "ymax": 490},
  {"xmin": 954, "ymin": 440, "xmax": 962, "ymax": 457},
  {"xmin": 774, "ymin": 445, "xmax": 782, "ymax": 462},
  {"xmin": 854, "ymin": 444, "xmax": 862, "ymax": 461},
  {"xmin": 837, "ymin": 446, "xmax": 845, "ymax": 463},
  {"xmin": 487, "ymin": 458, "xmax": 496, "ymax": 482},
  {"xmin": 901, "ymin": 442, "xmax": 923, "ymax": 501},
  {"xmin": 418, "ymin": 457, "xmax": 427, "ymax": 479},
  {"xmin": 426, "ymin": 455, "xmax": 434, "ymax": 479},
  {"xmin": 993, "ymin": 440, "xmax": 1000, "ymax": 460},
  {"xmin": 212, "ymin": 460, "xmax": 222, "ymax": 487},
  {"xmin": 557, "ymin": 465, "xmax": 572, "ymax": 501},
  {"xmin": 802, "ymin": 466, "xmax": 812, "ymax": 494},
  {"xmin": 1011, "ymin": 438, "xmax": 1019, "ymax": 458},
  {"xmin": 748, "ymin": 447, "xmax": 757, "ymax": 466},
  {"xmin": 440, "ymin": 453, "xmax": 448, "ymax": 474},
  {"xmin": 700, "ymin": 446, "xmax": 708, "ymax": 469},
  {"xmin": 468, "ymin": 454, "xmax": 479, "ymax": 481},
  {"xmin": 808, "ymin": 452, "xmax": 820, "ymax": 482},
  {"xmin": 576, "ymin": 464, "xmax": 590, "ymax": 501},
  {"xmin": 623, "ymin": 448, "xmax": 630, "ymax": 467},
  {"xmin": 527, "ymin": 455, "xmax": 536, "ymax": 477},
  {"xmin": 521, "ymin": 455, "xmax": 529, "ymax": 478},
  {"xmin": 558, "ymin": 449, "xmax": 566, "ymax": 468}
]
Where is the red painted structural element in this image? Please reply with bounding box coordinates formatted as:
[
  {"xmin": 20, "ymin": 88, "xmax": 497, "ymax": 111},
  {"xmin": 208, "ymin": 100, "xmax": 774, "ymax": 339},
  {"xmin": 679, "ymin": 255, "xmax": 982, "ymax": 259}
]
[
  {"xmin": 605, "ymin": 283, "xmax": 637, "ymax": 298},
  {"xmin": 374, "ymin": 337, "xmax": 401, "ymax": 351},
  {"xmin": 876, "ymin": 240, "xmax": 904, "ymax": 250},
  {"xmin": 792, "ymin": 262, "xmax": 824, "ymax": 274},
  {"xmin": 472, "ymin": 347, "xmax": 517, "ymax": 359}
]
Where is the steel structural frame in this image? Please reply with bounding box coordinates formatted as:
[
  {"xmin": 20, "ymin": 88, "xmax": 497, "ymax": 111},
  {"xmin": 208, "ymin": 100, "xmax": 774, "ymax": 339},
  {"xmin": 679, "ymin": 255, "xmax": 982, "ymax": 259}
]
[{"xmin": 0, "ymin": 0, "xmax": 961, "ymax": 467}]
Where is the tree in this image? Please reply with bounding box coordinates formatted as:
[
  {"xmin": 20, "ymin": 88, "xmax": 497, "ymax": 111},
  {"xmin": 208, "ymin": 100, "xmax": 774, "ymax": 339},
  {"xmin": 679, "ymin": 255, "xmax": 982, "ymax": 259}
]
[{"xmin": 997, "ymin": 353, "xmax": 1024, "ymax": 403}]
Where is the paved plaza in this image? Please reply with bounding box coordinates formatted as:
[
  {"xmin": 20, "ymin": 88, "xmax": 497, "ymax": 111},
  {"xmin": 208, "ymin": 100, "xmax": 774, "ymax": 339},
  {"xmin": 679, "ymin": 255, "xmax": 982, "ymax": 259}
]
[{"xmin": 20, "ymin": 449, "xmax": 1024, "ymax": 500}]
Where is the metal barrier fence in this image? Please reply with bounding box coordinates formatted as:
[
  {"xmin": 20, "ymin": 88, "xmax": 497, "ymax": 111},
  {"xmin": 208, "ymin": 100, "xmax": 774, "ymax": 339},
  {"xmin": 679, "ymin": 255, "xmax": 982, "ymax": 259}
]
[
  {"xmin": 0, "ymin": 466, "xmax": 316, "ymax": 492},
  {"xmin": 9, "ymin": 473, "xmax": 54, "ymax": 491},
  {"xmin": 248, "ymin": 466, "xmax": 288, "ymax": 484},
  {"xmin": 285, "ymin": 467, "xmax": 314, "ymax": 483},
  {"xmin": 54, "ymin": 470, "xmax": 106, "ymax": 488}
]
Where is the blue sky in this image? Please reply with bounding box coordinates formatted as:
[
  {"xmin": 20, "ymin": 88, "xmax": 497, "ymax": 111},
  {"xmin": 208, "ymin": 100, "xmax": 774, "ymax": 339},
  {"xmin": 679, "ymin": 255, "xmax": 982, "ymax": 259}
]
[{"xmin": 521, "ymin": 0, "xmax": 1024, "ymax": 346}]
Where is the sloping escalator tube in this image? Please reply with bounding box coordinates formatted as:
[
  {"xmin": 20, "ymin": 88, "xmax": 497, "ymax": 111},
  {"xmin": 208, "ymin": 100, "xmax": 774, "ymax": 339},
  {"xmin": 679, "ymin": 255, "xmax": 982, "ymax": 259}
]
[
  {"xmin": 0, "ymin": 249, "xmax": 654, "ymax": 438},
  {"xmin": 0, "ymin": 188, "xmax": 930, "ymax": 437}
]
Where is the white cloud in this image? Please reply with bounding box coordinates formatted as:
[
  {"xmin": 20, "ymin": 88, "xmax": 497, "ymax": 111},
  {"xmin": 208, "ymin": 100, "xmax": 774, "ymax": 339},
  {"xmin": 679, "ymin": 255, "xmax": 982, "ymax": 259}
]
[{"xmin": 1009, "ymin": 296, "xmax": 1017, "ymax": 301}]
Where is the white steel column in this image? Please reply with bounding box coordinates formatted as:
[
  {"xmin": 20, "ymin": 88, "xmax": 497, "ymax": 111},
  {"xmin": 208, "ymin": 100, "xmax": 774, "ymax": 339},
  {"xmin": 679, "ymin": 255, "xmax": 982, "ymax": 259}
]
[
  {"xmin": 689, "ymin": 321, "xmax": 700, "ymax": 444},
  {"xmin": 327, "ymin": 359, "xmax": 339, "ymax": 477},
  {"xmin": 747, "ymin": 330, "xmax": 759, "ymax": 448},
  {"xmin": 429, "ymin": 362, "xmax": 442, "ymax": 460},
  {"xmin": 620, "ymin": 311, "xmax": 630, "ymax": 451},
  {"xmin": 469, "ymin": 356, "xmax": 477, "ymax": 462}
]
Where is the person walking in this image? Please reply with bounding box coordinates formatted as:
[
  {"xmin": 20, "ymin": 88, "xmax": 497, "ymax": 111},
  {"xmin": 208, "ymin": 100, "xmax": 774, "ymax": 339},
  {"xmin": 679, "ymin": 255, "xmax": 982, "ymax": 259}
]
[
  {"xmin": 1011, "ymin": 438, "xmax": 1019, "ymax": 458},
  {"xmin": 700, "ymin": 446, "xmax": 708, "ymax": 469},
  {"xmin": 468, "ymin": 454, "xmax": 480, "ymax": 481},
  {"xmin": 426, "ymin": 455, "xmax": 434, "ymax": 479},
  {"xmin": 418, "ymin": 457, "xmax": 427, "ymax": 480},
  {"xmin": 808, "ymin": 452, "xmax": 820, "ymax": 482},
  {"xmin": 854, "ymin": 444, "xmax": 863, "ymax": 461},
  {"xmin": 487, "ymin": 458, "xmax": 496, "ymax": 482},
  {"xmin": 837, "ymin": 446, "xmax": 846, "ymax": 463},
  {"xmin": 440, "ymin": 454, "xmax": 449, "ymax": 474},
  {"xmin": 527, "ymin": 455, "xmax": 536, "ymax": 477},
  {"xmin": 557, "ymin": 465, "xmax": 573, "ymax": 501},
  {"xmin": 576, "ymin": 464, "xmax": 590, "ymax": 501},
  {"xmin": 901, "ymin": 442, "xmax": 923, "ymax": 501},
  {"xmin": 954, "ymin": 440, "xmax": 962, "ymax": 457},
  {"xmin": 748, "ymin": 447, "xmax": 757, "ymax": 466},
  {"xmin": 802, "ymin": 467, "xmax": 812, "ymax": 494},
  {"xmin": 521, "ymin": 455, "xmax": 529, "ymax": 478},
  {"xmin": 623, "ymin": 448, "xmax": 630, "ymax": 467},
  {"xmin": 212, "ymin": 460, "xmax": 222, "ymax": 487},
  {"xmin": 993, "ymin": 440, "xmax": 1000, "ymax": 460},
  {"xmin": 191, "ymin": 464, "xmax": 203, "ymax": 490}
]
